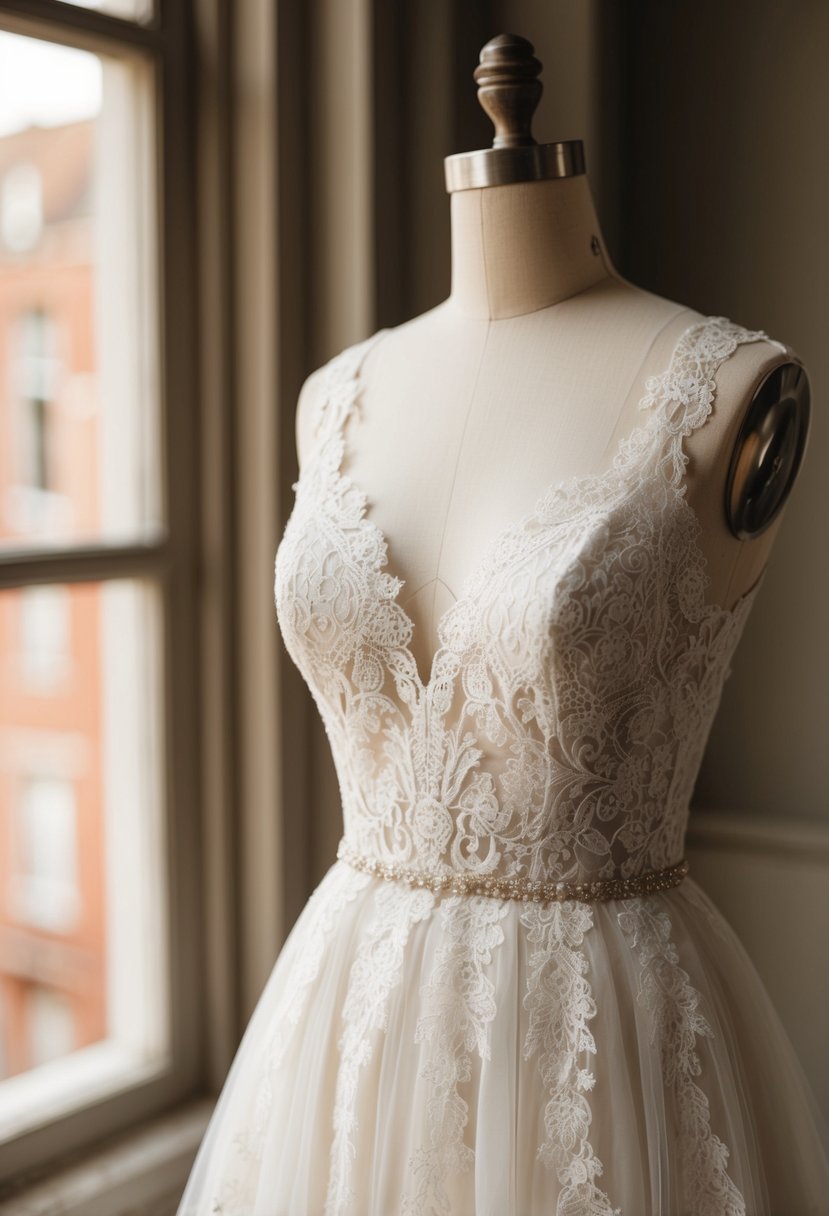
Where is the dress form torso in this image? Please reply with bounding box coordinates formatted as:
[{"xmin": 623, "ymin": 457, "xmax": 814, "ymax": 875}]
[{"xmin": 296, "ymin": 174, "xmax": 793, "ymax": 689}]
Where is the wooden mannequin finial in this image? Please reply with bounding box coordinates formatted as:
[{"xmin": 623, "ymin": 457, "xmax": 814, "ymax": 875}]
[
  {"xmin": 474, "ymin": 34, "xmax": 543, "ymax": 150},
  {"xmin": 444, "ymin": 32, "xmax": 584, "ymax": 193}
]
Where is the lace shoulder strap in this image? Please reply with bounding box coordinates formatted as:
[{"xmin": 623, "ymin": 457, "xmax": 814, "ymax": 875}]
[
  {"xmin": 308, "ymin": 329, "xmax": 389, "ymax": 452},
  {"xmin": 638, "ymin": 314, "xmax": 788, "ymax": 495}
]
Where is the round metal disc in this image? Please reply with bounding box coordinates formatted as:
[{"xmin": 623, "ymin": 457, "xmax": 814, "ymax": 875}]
[{"xmin": 725, "ymin": 359, "xmax": 810, "ymax": 540}]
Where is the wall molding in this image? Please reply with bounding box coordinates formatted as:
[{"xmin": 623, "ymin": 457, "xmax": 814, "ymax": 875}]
[{"xmin": 688, "ymin": 807, "xmax": 829, "ymax": 863}]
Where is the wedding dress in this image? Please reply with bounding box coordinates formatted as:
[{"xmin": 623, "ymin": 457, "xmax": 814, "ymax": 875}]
[{"xmin": 177, "ymin": 314, "xmax": 829, "ymax": 1215}]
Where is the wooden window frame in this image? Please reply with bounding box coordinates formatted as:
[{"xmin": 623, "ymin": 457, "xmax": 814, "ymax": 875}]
[{"xmin": 0, "ymin": 0, "xmax": 205, "ymax": 1189}]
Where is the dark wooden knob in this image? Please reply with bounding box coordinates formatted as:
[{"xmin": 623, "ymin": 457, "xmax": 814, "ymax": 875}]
[{"xmin": 473, "ymin": 34, "xmax": 543, "ymax": 150}]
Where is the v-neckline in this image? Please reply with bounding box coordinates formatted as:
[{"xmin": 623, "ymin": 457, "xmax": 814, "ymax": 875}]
[{"xmin": 301, "ymin": 316, "xmax": 761, "ymax": 695}]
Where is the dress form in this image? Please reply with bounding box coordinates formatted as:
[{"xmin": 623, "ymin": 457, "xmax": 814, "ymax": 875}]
[{"xmin": 296, "ymin": 36, "xmax": 806, "ymax": 691}]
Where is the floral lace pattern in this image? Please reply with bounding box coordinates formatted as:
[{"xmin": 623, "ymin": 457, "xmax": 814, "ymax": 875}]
[
  {"xmin": 275, "ymin": 315, "xmax": 784, "ymax": 892},
  {"xmin": 401, "ymin": 894, "xmax": 511, "ymax": 1216},
  {"xmin": 617, "ymin": 898, "xmax": 747, "ymax": 1215},
  {"xmin": 520, "ymin": 899, "xmax": 621, "ymax": 1215}
]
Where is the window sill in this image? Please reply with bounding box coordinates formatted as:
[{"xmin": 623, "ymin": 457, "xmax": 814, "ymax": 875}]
[
  {"xmin": 0, "ymin": 1042, "xmax": 167, "ymax": 1142},
  {"xmin": 0, "ymin": 1098, "xmax": 212, "ymax": 1216}
]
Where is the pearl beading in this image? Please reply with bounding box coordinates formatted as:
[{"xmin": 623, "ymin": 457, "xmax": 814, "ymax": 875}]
[{"xmin": 336, "ymin": 838, "xmax": 689, "ymax": 904}]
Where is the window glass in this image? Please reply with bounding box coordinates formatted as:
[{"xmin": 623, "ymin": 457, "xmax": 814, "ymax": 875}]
[
  {"xmin": 0, "ymin": 31, "xmax": 161, "ymax": 552},
  {"xmin": 0, "ymin": 579, "xmax": 168, "ymax": 1134},
  {"xmin": 12, "ymin": 774, "xmax": 80, "ymax": 933},
  {"xmin": 18, "ymin": 585, "xmax": 72, "ymax": 692},
  {"xmin": 28, "ymin": 987, "xmax": 75, "ymax": 1068}
]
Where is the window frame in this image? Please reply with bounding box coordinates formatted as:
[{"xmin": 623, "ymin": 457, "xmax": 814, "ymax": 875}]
[{"xmin": 0, "ymin": 0, "xmax": 205, "ymax": 1186}]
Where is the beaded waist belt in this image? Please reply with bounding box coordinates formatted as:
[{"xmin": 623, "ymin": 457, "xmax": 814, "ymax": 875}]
[{"xmin": 336, "ymin": 838, "xmax": 689, "ymax": 904}]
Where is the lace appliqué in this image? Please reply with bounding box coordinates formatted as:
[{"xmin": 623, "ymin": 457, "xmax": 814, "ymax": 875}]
[
  {"xmin": 275, "ymin": 316, "xmax": 782, "ymax": 896},
  {"xmin": 401, "ymin": 894, "xmax": 511, "ymax": 1216},
  {"xmin": 325, "ymin": 879, "xmax": 435, "ymax": 1216},
  {"xmin": 617, "ymin": 898, "xmax": 746, "ymax": 1215},
  {"xmin": 520, "ymin": 900, "xmax": 621, "ymax": 1215}
]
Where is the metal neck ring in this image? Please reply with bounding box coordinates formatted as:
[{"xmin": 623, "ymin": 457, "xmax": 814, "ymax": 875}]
[{"xmin": 444, "ymin": 139, "xmax": 586, "ymax": 193}]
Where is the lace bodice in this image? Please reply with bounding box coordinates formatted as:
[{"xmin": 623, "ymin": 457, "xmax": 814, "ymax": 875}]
[{"xmin": 274, "ymin": 317, "xmax": 786, "ymax": 889}]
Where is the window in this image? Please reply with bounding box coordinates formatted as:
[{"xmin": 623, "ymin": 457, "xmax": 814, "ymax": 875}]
[
  {"xmin": 0, "ymin": 30, "xmax": 162, "ymax": 552},
  {"xmin": 1, "ymin": 163, "xmax": 43, "ymax": 253},
  {"xmin": 11, "ymin": 773, "xmax": 80, "ymax": 932},
  {"xmin": 0, "ymin": 0, "xmax": 199, "ymax": 1189},
  {"xmin": 15, "ymin": 309, "xmax": 59, "ymax": 491},
  {"xmin": 27, "ymin": 987, "xmax": 76, "ymax": 1069},
  {"xmin": 17, "ymin": 583, "xmax": 71, "ymax": 690}
]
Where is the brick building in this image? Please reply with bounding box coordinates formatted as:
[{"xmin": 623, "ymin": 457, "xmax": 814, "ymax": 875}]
[{"xmin": 0, "ymin": 119, "xmax": 106, "ymax": 1079}]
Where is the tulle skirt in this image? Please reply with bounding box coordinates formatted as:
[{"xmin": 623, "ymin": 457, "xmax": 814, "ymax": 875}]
[{"xmin": 176, "ymin": 858, "xmax": 829, "ymax": 1215}]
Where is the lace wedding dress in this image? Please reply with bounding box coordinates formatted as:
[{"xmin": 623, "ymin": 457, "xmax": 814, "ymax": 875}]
[{"xmin": 177, "ymin": 315, "xmax": 829, "ymax": 1215}]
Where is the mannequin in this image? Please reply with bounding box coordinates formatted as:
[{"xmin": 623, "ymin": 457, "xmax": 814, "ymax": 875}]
[
  {"xmin": 296, "ymin": 34, "xmax": 809, "ymax": 692},
  {"xmin": 175, "ymin": 39, "xmax": 829, "ymax": 1216}
]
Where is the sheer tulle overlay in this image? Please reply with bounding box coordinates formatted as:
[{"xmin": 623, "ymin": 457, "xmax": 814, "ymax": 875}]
[
  {"xmin": 179, "ymin": 862, "xmax": 829, "ymax": 1215},
  {"xmin": 177, "ymin": 318, "xmax": 829, "ymax": 1215}
]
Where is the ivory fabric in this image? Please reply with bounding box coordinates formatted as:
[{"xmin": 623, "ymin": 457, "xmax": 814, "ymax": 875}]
[{"xmin": 177, "ymin": 315, "xmax": 829, "ymax": 1215}]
